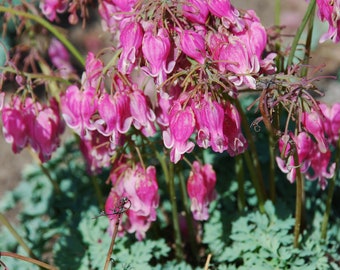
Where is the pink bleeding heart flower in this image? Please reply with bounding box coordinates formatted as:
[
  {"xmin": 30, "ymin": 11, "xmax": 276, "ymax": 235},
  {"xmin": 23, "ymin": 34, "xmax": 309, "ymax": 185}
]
[
  {"xmin": 223, "ymin": 102, "xmax": 247, "ymax": 156},
  {"xmin": 306, "ymin": 146, "xmax": 335, "ymax": 190},
  {"xmin": 316, "ymin": 0, "xmax": 340, "ymax": 42},
  {"xmin": 95, "ymin": 92, "xmax": 133, "ymax": 138},
  {"xmin": 302, "ymin": 110, "xmax": 328, "ymax": 153},
  {"xmin": 178, "ymin": 29, "xmax": 206, "ymax": 64},
  {"xmin": 129, "ymin": 90, "xmax": 156, "ymax": 137},
  {"xmin": 40, "ymin": 0, "xmax": 68, "ymax": 21},
  {"xmin": 142, "ymin": 27, "xmax": 174, "ymax": 84},
  {"xmin": 192, "ymin": 96, "xmax": 227, "ymax": 152},
  {"xmin": 48, "ymin": 38, "xmax": 75, "ymax": 78},
  {"xmin": 276, "ymin": 132, "xmax": 313, "ymax": 183},
  {"xmin": 319, "ymin": 102, "xmax": 340, "ymax": 145},
  {"xmin": 26, "ymin": 98, "xmax": 65, "ymax": 162},
  {"xmin": 187, "ymin": 161, "xmax": 216, "ymax": 221},
  {"xmin": 163, "ymin": 101, "xmax": 196, "ymax": 163},
  {"xmin": 1, "ymin": 96, "xmax": 32, "ymax": 153},
  {"xmin": 118, "ymin": 22, "xmax": 144, "ymax": 74},
  {"xmin": 182, "ymin": 0, "xmax": 209, "ymax": 24},
  {"xmin": 61, "ymin": 85, "xmax": 97, "ymax": 138},
  {"xmin": 83, "ymin": 52, "xmax": 104, "ymax": 91},
  {"xmin": 106, "ymin": 163, "xmax": 159, "ymax": 240}
]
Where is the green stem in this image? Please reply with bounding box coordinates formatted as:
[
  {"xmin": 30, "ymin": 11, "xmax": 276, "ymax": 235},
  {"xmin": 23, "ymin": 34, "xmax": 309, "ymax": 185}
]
[
  {"xmin": 275, "ymin": 0, "xmax": 281, "ymax": 26},
  {"xmin": 0, "ymin": 5, "xmax": 85, "ymax": 67},
  {"xmin": 293, "ymin": 150, "xmax": 303, "ymax": 248},
  {"xmin": 0, "ymin": 213, "xmax": 36, "ymax": 259},
  {"xmin": 178, "ymin": 170, "xmax": 199, "ymax": 263},
  {"xmin": 0, "ymin": 251, "xmax": 57, "ymax": 270},
  {"xmin": 286, "ymin": 0, "xmax": 316, "ymax": 69},
  {"xmin": 268, "ymin": 134, "xmax": 276, "ymax": 202},
  {"xmin": 234, "ymin": 99, "xmax": 267, "ymax": 212},
  {"xmin": 321, "ymin": 140, "xmax": 340, "ymax": 240},
  {"xmin": 90, "ymin": 175, "xmax": 105, "ymax": 210},
  {"xmin": 235, "ymin": 155, "xmax": 246, "ymax": 211},
  {"xmin": 168, "ymin": 162, "xmax": 183, "ymax": 260},
  {"xmin": 155, "ymin": 151, "xmax": 183, "ymax": 260}
]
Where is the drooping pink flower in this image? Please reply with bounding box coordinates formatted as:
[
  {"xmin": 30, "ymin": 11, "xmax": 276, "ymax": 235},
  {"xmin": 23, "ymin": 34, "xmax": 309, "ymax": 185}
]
[
  {"xmin": 276, "ymin": 132, "xmax": 313, "ymax": 183},
  {"xmin": 178, "ymin": 29, "xmax": 206, "ymax": 64},
  {"xmin": 79, "ymin": 129, "xmax": 118, "ymax": 173},
  {"xmin": 118, "ymin": 22, "xmax": 144, "ymax": 74},
  {"xmin": 207, "ymin": 0, "xmax": 244, "ymax": 32},
  {"xmin": 182, "ymin": 0, "xmax": 209, "ymax": 24},
  {"xmin": 223, "ymin": 102, "xmax": 247, "ymax": 156},
  {"xmin": 26, "ymin": 98, "xmax": 65, "ymax": 162},
  {"xmin": 1, "ymin": 95, "xmax": 64, "ymax": 162},
  {"xmin": 306, "ymin": 146, "xmax": 335, "ymax": 190},
  {"xmin": 95, "ymin": 91, "xmax": 132, "ymax": 137},
  {"xmin": 192, "ymin": 96, "xmax": 227, "ymax": 152},
  {"xmin": 83, "ymin": 52, "xmax": 104, "ymax": 91},
  {"xmin": 163, "ymin": 101, "xmax": 196, "ymax": 163},
  {"xmin": 60, "ymin": 85, "xmax": 97, "ymax": 138},
  {"xmin": 106, "ymin": 163, "xmax": 159, "ymax": 240},
  {"xmin": 98, "ymin": 0, "xmax": 119, "ymax": 33},
  {"xmin": 129, "ymin": 90, "xmax": 156, "ymax": 137},
  {"xmin": 319, "ymin": 102, "xmax": 340, "ymax": 144},
  {"xmin": 40, "ymin": 0, "xmax": 68, "ymax": 21},
  {"xmin": 142, "ymin": 28, "xmax": 174, "ymax": 84},
  {"xmin": 187, "ymin": 161, "xmax": 216, "ymax": 221},
  {"xmin": 1, "ymin": 96, "xmax": 31, "ymax": 153},
  {"xmin": 48, "ymin": 38, "xmax": 75, "ymax": 78},
  {"xmin": 301, "ymin": 110, "xmax": 328, "ymax": 153},
  {"xmin": 316, "ymin": 0, "xmax": 340, "ymax": 42}
]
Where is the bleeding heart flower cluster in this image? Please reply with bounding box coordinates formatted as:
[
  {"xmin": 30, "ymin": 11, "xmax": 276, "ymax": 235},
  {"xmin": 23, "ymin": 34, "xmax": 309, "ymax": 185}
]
[
  {"xmin": 0, "ymin": 94, "xmax": 64, "ymax": 162},
  {"xmin": 276, "ymin": 101, "xmax": 340, "ymax": 189},
  {"xmin": 105, "ymin": 158, "xmax": 159, "ymax": 240}
]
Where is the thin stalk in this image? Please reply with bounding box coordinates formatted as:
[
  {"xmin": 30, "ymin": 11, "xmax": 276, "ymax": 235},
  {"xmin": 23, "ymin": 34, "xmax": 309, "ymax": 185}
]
[
  {"xmin": 29, "ymin": 149, "xmax": 61, "ymax": 195},
  {"xmin": 234, "ymin": 99, "xmax": 267, "ymax": 212},
  {"xmin": 0, "ymin": 5, "xmax": 85, "ymax": 67},
  {"xmin": 103, "ymin": 218, "xmax": 120, "ymax": 270},
  {"xmin": 0, "ymin": 251, "xmax": 57, "ymax": 270},
  {"xmin": 275, "ymin": 0, "xmax": 281, "ymax": 26},
  {"xmin": 321, "ymin": 139, "xmax": 340, "ymax": 240},
  {"xmin": 235, "ymin": 155, "xmax": 246, "ymax": 211},
  {"xmin": 155, "ymin": 151, "xmax": 183, "ymax": 259},
  {"xmin": 286, "ymin": 0, "xmax": 316, "ymax": 69},
  {"xmin": 178, "ymin": 171, "xmax": 199, "ymax": 263},
  {"xmin": 0, "ymin": 213, "xmax": 36, "ymax": 259},
  {"xmin": 168, "ymin": 162, "xmax": 184, "ymax": 260},
  {"xmin": 293, "ymin": 150, "xmax": 303, "ymax": 248},
  {"xmin": 90, "ymin": 175, "xmax": 105, "ymax": 210},
  {"xmin": 300, "ymin": 2, "xmax": 316, "ymax": 77},
  {"xmin": 268, "ymin": 134, "xmax": 276, "ymax": 202},
  {"xmin": 243, "ymin": 152, "xmax": 265, "ymax": 213}
]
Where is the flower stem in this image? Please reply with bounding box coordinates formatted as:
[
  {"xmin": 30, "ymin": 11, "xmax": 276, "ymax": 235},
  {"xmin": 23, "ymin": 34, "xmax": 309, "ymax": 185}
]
[
  {"xmin": 0, "ymin": 213, "xmax": 36, "ymax": 259},
  {"xmin": 286, "ymin": 0, "xmax": 316, "ymax": 69},
  {"xmin": 155, "ymin": 151, "xmax": 183, "ymax": 260},
  {"xmin": 275, "ymin": 0, "xmax": 281, "ymax": 26},
  {"xmin": 235, "ymin": 154, "xmax": 246, "ymax": 211},
  {"xmin": 103, "ymin": 217, "xmax": 121, "ymax": 270},
  {"xmin": 0, "ymin": 5, "xmax": 85, "ymax": 67},
  {"xmin": 321, "ymin": 140, "xmax": 340, "ymax": 240},
  {"xmin": 168, "ymin": 162, "xmax": 184, "ymax": 260},
  {"xmin": 268, "ymin": 134, "xmax": 276, "ymax": 202},
  {"xmin": 293, "ymin": 150, "xmax": 303, "ymax": 248},
  {"xmin": 0, "ymin": 251, "xmax": 57, "ymax": 270},
  {"xmin": 234, "ymin": 99, "xmax": 267, "ymax": 212},
  {"xmin": 178, "ymin": 170, "xmax": 199, "ymax": 263}
]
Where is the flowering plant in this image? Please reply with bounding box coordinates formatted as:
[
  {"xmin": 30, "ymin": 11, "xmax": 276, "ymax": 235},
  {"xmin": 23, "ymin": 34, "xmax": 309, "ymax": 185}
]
[{"xmin": 0, "ymin": 0, "xmax": 340, "ymax": 269}]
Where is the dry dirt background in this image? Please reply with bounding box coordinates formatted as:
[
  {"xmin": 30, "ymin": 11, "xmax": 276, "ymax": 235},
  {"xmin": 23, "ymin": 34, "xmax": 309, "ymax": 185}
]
[{"xmin": 1, "ymin": 0, "xmax": 340, "ymax": 224}]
